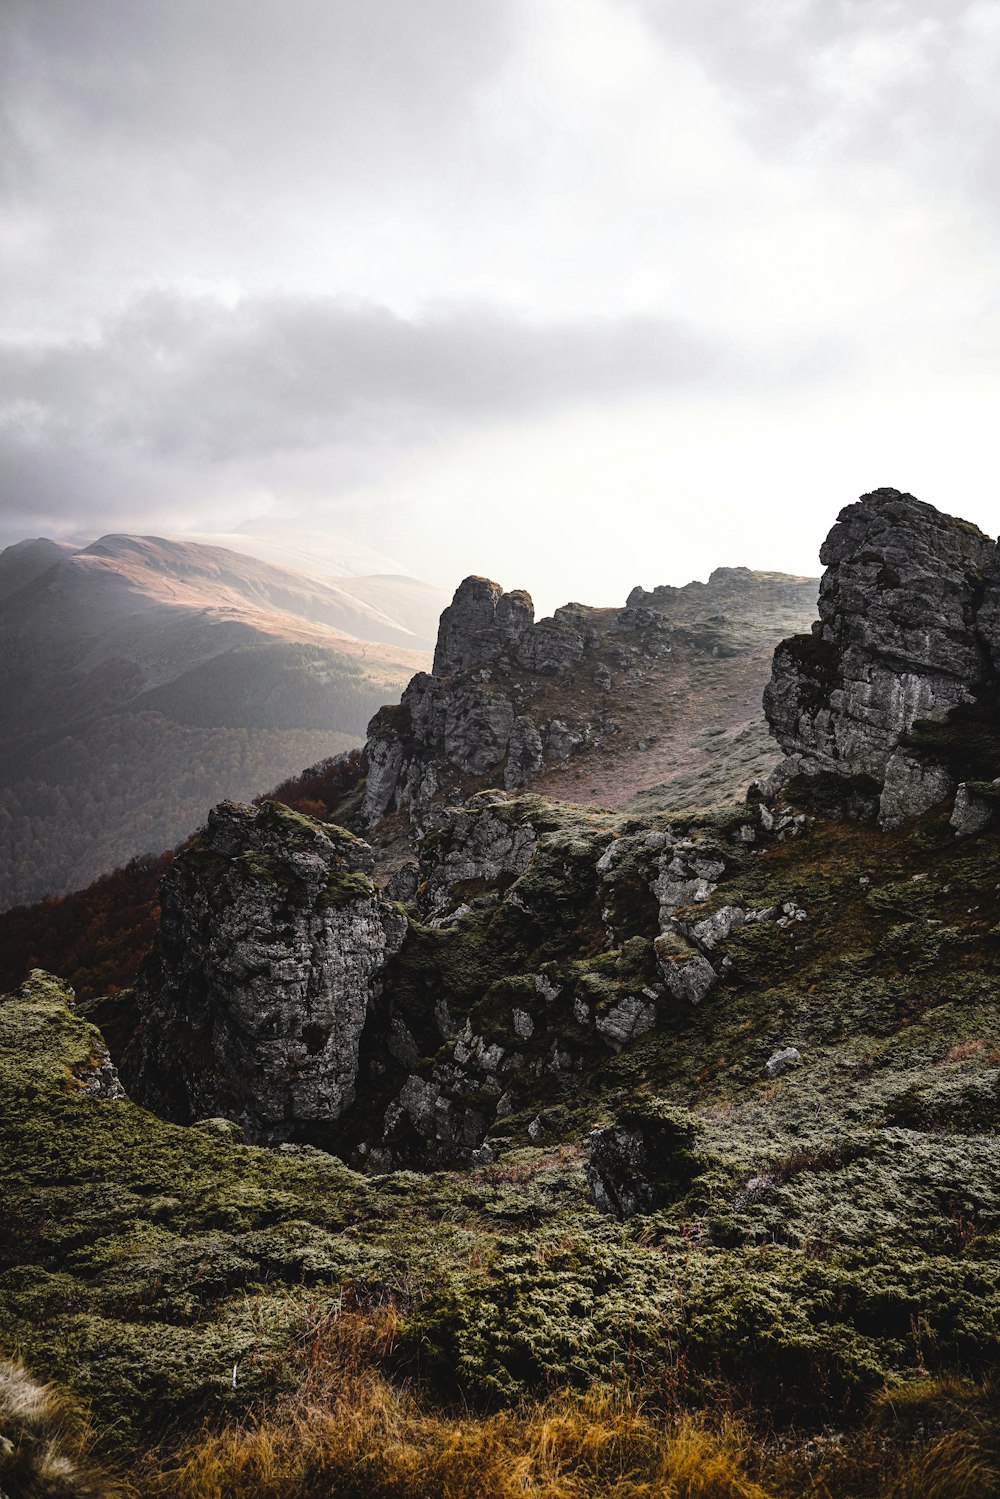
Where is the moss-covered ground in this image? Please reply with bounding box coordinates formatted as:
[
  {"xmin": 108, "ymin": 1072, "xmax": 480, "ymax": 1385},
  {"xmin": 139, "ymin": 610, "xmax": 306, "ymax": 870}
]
[{"xmin": 4, "ymin": 793, "xmax": 1000, "ymax": 1494}]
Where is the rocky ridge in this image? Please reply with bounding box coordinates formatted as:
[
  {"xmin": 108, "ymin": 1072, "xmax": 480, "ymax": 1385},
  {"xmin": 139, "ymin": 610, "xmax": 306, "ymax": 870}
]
[
  {"xmin": 126, "ymin": 784, "xmax": 805, "ymax": 1168},
  {"xmin": 123, "ymin": 488, "xmax": 1000, "ymax": 1174},
  {"xmin": 364, "ymin": 565, "xmax": 818, "ymax": 826},
  {"xmin": 9, "ymin": 490, "xmax": 1000, "ymax": 1492}
]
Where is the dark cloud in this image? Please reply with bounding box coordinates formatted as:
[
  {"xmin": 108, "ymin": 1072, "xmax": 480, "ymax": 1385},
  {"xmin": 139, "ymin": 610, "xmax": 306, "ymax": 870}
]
[
  {"xmin": 2, "ymin": 0, "xmax": 512, "ymax": 171},
  {"xmin": 0, "ymin": 0, "xmax": 520, "ymax": 339},
  {"xmin": 0, "ymin": 288, "xmax": 775, "ymax": 529}
]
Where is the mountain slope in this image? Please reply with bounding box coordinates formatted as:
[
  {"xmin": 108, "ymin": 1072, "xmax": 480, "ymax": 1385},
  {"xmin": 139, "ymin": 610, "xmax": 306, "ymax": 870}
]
[
  {"xmin": 0, "ymin": 534, "xmax": 431, "ymax": 908},
  {"xmin": 4, "ymin": 492, "xmax": 1000, "ymax": 1497}
]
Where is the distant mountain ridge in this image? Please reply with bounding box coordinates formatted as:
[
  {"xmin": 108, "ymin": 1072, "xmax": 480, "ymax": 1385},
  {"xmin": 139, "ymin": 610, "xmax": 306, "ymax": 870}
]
[{"xmin": 0, "ymin": 533, "xmax": 437, "ymax": 908}]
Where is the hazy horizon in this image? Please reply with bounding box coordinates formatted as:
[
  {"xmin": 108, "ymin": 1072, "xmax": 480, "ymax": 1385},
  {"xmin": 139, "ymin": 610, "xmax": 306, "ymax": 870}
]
[{"xmin": 4, "ymin": 1, "xmax": 1000, "ymax": 612}]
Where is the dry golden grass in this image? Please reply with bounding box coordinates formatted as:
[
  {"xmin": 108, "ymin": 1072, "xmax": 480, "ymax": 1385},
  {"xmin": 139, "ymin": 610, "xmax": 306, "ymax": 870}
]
[
  {"xmin": 0, "ymin": 1357, "xmax": 120, "ymax": 1499},
  {"xmin": 148, "ymin": 1382, "xmax": 773, "ymax": 1499},
  {"xmin": 146, "ymin": 1384, "xmax": 1000, "ymax": 1499},
  {"xmin": 134, "ymin": 1317, "xmax": 1000, "ymax": 1499},
  {"xmin": 142, "ymin": 1308, "xmax": 772, "ymax": 1499}
]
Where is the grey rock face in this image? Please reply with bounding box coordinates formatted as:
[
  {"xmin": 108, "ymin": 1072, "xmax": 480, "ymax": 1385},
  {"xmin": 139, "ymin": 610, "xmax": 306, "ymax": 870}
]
[
  {"xmin": 586, "ymin": 1125, "xmax": 658, "ymax": 1218},
  {"xmin": 764, "ymin": 489, "xmax": 1000, "ymax": 826},
  {"xmin": 362, "ymin": 576, "xmax": 541, "ymax": 825},
  {"xmin": 433, "ymin": 576, "xmax": 534, "ymax": 678},
  {"xmin": 419, "ymin": 799, "xmax": 538, "ymax": 916},
  {"xmin": 515, "ymin": 609, "xmax": 586, "ymax": 674},
  {"xmin": 444, "ymin": 686, "xmax": 517, "ymax": 774},
  {"xmin": 765, "ymin": 1046, "xmax": 802, "ymax": 1078},
  {"xmin": 951, "ymin": 780, "xmax": 1000, "ymax": 837},
  {"xmin": 504, "ymin": 716, "xmax": 544, "ymax": 789},
  {"xmin": 689, "ymin": 903, "xmax": 746, "ymax": 951},
  {"xmin": 594, "ymin": 993, "xmax": 657, "ymax": 1050},
  {"xmin": 129, "ymin": 801, "xmax": 406, "ymax": 1141},
  {"xmin": 656, "ymin": 945, "xmax": 717, "ymax": 1004}
]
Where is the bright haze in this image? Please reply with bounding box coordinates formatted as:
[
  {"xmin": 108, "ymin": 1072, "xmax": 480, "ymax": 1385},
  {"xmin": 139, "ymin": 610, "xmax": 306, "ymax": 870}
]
[{"xmin": 2, "ymin": 0, "xmax": 999, "ymax": 613}]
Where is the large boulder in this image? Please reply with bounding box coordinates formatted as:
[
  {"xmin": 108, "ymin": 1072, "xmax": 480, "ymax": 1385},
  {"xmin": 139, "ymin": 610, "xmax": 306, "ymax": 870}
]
[
  {"xmin": 764, "ymin": 489, "xmax": 1000, "ymax": 826},
  {"xmin": 127, "ymin": 801, "xmax": 406, "ymax": 1140}
]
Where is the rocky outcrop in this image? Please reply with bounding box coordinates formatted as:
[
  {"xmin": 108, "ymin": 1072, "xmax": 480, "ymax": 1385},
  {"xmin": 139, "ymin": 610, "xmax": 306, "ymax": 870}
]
[
  {"xmin": 363, "ymin": 566, "xmax": 819, "ymax": 828},
  {"xmin": 764, "ymin": 489, "xmax": 1000, "ymax": 827},
  {"xmin": 586, "ymin": 1101, "xmax": 707, "ymax": 1219},
  {"xmin": 433, "ymin": 576, "xmax": 534, "ymax": 677},
  {"xmin": 128, "ymin": 801, "xmax": 406, "ymax": 1140},
  {"xmin": 345, "ymin": 792, "xmax": 801, "ymax": 1171}
]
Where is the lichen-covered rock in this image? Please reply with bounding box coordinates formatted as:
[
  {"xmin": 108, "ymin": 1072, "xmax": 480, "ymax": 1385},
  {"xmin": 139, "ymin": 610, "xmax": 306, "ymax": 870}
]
[
  {"xmin": 655, "ymin": 940, "xmax": 717, "ymax": 1004},
  {"xmin": 128, "ymin": 801, "xmax": 406, "ymax": 1140},
  {"xmin": 651, "ymin": 843, "xmax": 727, "ymax": 918},
  {"xmin": 594, "ymin": 992, "xmax": 657, "ymax": 1050},
  {"xmin": 419, "ymin": 797, "xmax": 538, "ymax": 916},
  {"xmin": 2, "ymin": 969, "xmax": 129, "ymax": 1103},
  {"xmin": 764, "ymin": 489, "xmax": 1000, "ymax": 827},
  {"xmin": 765, "ymin": 1046, "xmax": 802, "ymax": 1078}
]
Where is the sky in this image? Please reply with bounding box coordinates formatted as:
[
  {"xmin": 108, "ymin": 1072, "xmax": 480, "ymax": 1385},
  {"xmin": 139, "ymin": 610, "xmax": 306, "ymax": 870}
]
[{"xmin": 2, "ymin": 0, "xmax": 1000, "ymax": 612}]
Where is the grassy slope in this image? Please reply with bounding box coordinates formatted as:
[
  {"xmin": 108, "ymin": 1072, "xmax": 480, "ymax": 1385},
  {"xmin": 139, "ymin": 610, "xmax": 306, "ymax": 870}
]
[{"xmin": 4, "ymin": 787, "xmax": 1000, "ymax": 1494}]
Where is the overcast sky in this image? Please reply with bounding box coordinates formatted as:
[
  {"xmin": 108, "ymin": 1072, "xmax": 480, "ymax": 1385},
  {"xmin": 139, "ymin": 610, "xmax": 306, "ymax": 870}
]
[{"xmin": 3, "ymin": 0, "xmax": 1000, "ymax": 610}]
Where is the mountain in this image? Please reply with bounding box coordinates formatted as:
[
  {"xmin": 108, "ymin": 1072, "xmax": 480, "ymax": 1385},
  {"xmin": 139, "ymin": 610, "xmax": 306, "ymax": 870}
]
[
  {"xmin": 0, "ymin": 561, "xmax": 818, "ymax": 990},
  {"xmin": 0, "ymin": 535, "xmax": 75, "ymax": 600},
  {"xmin": 175, "ymin": 522, "xmax": 450, "ymax": 645},
  {"xmin": 4, "ymin": 489, "xmax": 1000, "ymax": 1497},
  {"xmin": 0, "ymin": 533, "xmax": 432, "ymax": 908}
]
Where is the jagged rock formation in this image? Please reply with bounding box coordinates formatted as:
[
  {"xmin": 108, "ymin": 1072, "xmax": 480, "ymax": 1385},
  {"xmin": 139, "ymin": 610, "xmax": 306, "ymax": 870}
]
[
  {"xmin": 127, "ymin": 801, "xmax": 406, "ymax": 1140},
  {"xmin": 364, "ymin": 567, "xmax": 818, "ymax": 826},
  {"xmin": 123, "ymin": 781, "xmax": 807, "ymax": 1169},
  {"xmin": 764, "ymin": 488, "xmax": 1000, "ymax": 827},
  {"xmin": 351, "ymin": 789, "xmax": 807, "ymax": 1171},
  {"xmin": 432, "ymin": 576, "xmax": 535, "ymax": 677},
  {"xmin": 118, "ymin": 561, "xmax": 823, "ymax": 1169}
]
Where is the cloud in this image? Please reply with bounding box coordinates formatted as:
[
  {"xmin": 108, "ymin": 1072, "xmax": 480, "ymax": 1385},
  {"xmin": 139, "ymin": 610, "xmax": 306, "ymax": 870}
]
[
  {"xmin": 0, "ymin": 285, "xmax": 846, "ymax": 539},
  {"xmin": 1, "ymin": 0, "xmax": 999, "ymax": 591}
]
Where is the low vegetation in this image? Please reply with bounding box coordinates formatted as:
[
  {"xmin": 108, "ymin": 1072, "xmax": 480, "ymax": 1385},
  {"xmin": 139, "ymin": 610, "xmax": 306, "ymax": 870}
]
[{"xmin": 3, "ymin": 783, "xmax": 1000, "ymax": 1493}]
